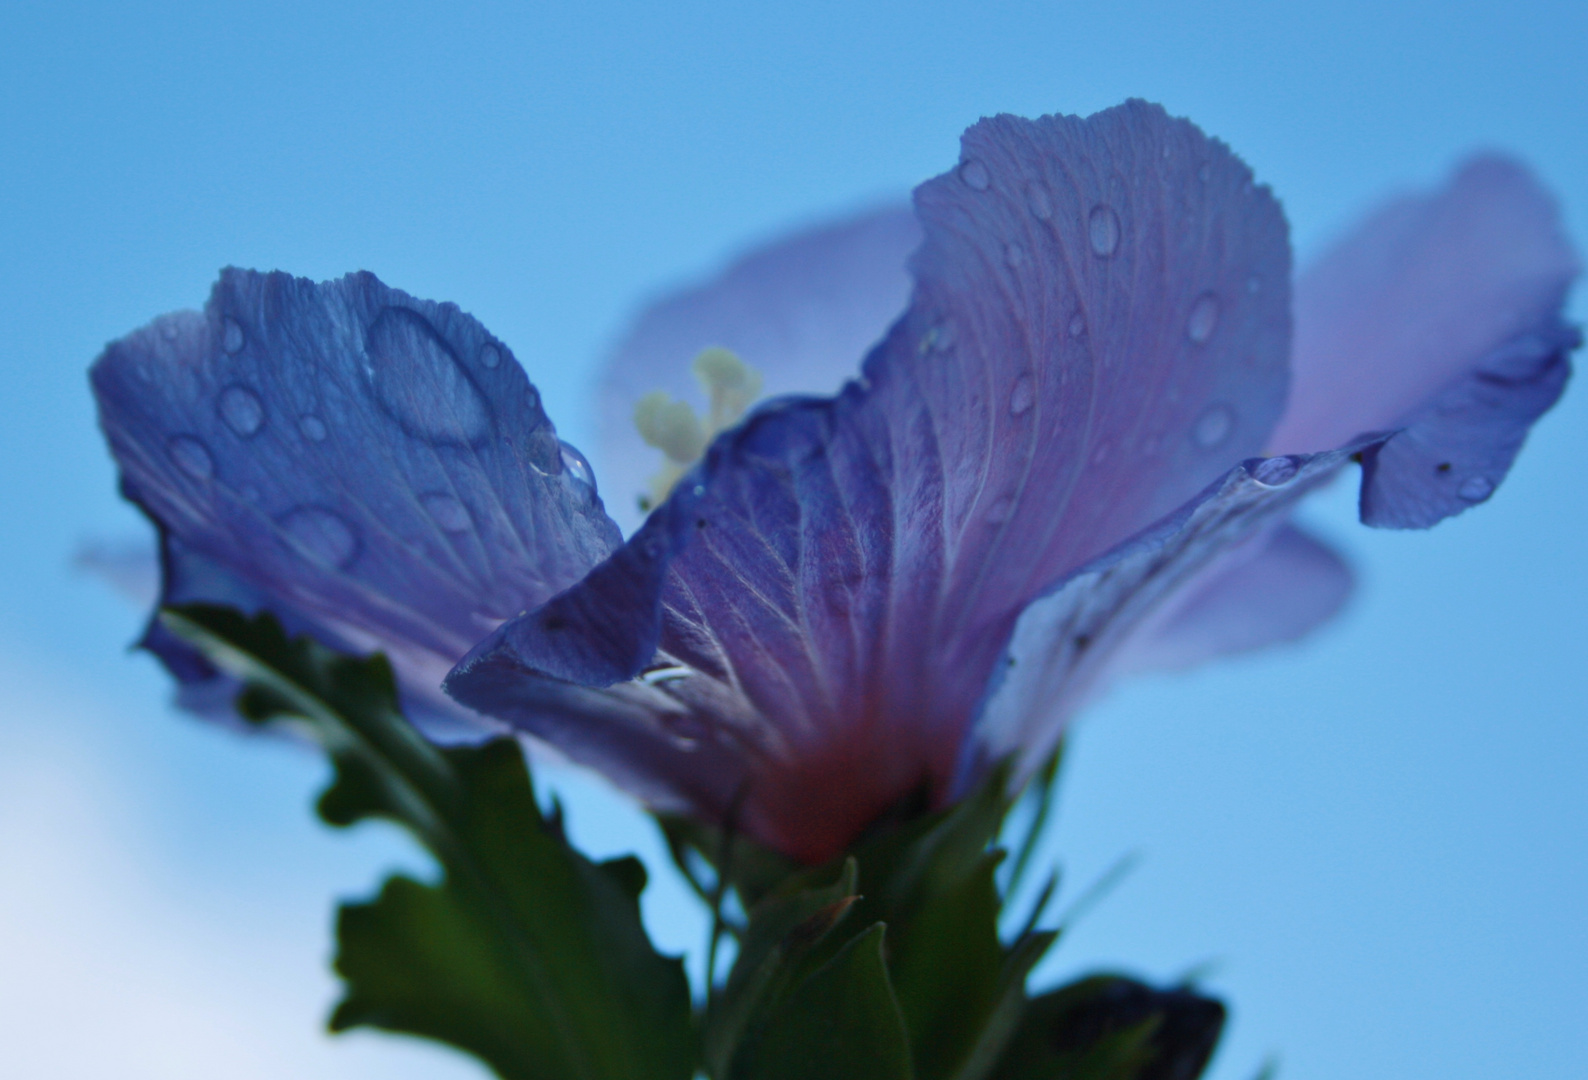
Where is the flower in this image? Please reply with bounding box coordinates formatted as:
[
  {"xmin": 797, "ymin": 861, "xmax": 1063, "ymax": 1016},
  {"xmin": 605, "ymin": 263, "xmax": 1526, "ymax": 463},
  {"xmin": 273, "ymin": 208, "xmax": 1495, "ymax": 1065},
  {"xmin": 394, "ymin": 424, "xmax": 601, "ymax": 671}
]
[{"xmin": 92, "ymin": 101, "xmax": 1578, "ymax": 863}]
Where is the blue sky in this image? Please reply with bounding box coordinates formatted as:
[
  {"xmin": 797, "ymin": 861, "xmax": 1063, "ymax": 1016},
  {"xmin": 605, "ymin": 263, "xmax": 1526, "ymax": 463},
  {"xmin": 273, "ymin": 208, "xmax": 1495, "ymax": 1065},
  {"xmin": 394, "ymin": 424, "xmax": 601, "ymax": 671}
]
[{"xmin": 1, "ymin": 2, "xmax": 1584, "ymax": 1077}]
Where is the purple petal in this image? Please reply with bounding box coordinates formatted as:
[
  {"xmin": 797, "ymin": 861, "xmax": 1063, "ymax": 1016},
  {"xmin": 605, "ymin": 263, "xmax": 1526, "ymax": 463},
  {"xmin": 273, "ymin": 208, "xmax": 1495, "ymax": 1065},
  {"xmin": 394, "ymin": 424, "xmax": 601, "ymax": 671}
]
[
  {"xmin": 1115, "ymin": 522, "xmax": 1353, "ymax": 675},
  {"xmin": 598, "ymin": 206, "xmax": 920, "ymax": 533},
  {"xmin": 92, "ymin": 269, "xmax": 621, "ymax": 738},
  {"xmin": 450, "ymin": 101, "xmax": 1292, "ymax": 861},
  {"xmin": 965, "ymin": 444, "xmax": 1367, "ymax": 783},
  {"xmin": 1269, "ymin": 156, "xmax": 1580, "ymax": 527}
]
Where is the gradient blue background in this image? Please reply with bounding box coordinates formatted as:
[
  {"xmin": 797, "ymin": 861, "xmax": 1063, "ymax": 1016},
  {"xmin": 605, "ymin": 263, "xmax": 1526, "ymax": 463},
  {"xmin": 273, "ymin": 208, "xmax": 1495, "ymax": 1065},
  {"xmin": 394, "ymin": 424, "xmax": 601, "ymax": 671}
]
[{"xmin": 2, "ymin": 2, "xmax": 1584, "ymax": 1077}]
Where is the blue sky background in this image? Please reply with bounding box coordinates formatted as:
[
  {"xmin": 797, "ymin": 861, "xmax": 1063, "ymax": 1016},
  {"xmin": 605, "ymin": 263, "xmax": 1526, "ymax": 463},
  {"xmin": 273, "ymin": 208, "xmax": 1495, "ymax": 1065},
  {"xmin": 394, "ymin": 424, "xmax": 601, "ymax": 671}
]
[{"xmin": 2, "ymin": 1, "xmax": 1584, "ymax": 1076}]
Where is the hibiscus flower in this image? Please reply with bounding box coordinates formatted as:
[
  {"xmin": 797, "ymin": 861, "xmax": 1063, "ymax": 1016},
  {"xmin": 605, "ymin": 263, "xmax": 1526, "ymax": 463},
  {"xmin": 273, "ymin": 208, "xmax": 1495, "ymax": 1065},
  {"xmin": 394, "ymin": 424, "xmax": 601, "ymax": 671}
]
[{"xmin": 91, "ymin": 101, "xmax": 1578, "ymax": 863}]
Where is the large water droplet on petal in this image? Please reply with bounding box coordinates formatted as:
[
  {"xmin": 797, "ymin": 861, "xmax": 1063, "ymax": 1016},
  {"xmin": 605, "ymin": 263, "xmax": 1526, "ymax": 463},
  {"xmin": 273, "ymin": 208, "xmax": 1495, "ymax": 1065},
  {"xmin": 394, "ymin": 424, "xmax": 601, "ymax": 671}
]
[
  {"xmin": 1068, "ymin": 311, "xmax": 1086, "ymax": 338},
  {"xmin": 365, "ymin": 306, "xmax": 490, "ymax": 444},
  {"xmin": 1088, "ymin": 205, "xmax": 1120, "ymax": 256},
  {"xmin": 222, "ymin": 318, "xmax": 245, "ymax": 355},
  {"xmin": 1458, "ymin": 476, "xmax": 1494, "ymax": 502},
  {"xmin": 421, "ymin": 492, "xmax": 472, "ymax": 532},
  {"xmin": 559, "ymin": 440, "xmax": 597, "ymax": 492},
  {"xmin": 279, "ymin": 506, "xmax": 358, "ymax": 568},
  {"xmin": 960, "ymin": 159, "xmax": 990, "ymax": 191},
  {"xmin": 1008, "ymin": 373, "xmax": 1035, "ymax": 416},
  {"xmin": 218, "ymin": 385, "xmax": 264, "ymax": 436},
  {"xmin": 479, "ymin": 343, "xmax": 502, "ymax": 369},
  {"xmin": 1004, "ymin": 242, "xmax": 1026, "ymax": 268},
  {"xmin": 168, "ymin": 436, "xmax": 213, "ymax": 480},
  {"xmin": 1187, "ymin": 293, "xmax": 1220, "ymax": 344},
  {"xmin": 1252, "ymin": 456, "xmax": 1299, "ymax": 486},
  {"xmin": 1026, "ymin": 183, "xmax": 1053, "ymax": 220},
  {"xmin": 299, "ymin": 414, "xmax": 328, "ymax": 442},
  {"xmin": 1192, "ymin": 402, "xmax": 1235, "ymax": 448}
]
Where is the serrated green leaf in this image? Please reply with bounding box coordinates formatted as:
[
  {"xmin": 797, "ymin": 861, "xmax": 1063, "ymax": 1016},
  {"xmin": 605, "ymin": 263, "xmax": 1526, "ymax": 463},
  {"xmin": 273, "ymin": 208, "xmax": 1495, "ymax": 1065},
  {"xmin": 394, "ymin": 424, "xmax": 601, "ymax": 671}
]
[
  {"xmin": 731, "ymin": 923, "xmax": 913, "ymax": 1080},
  {"xmin": 163, "ymin": 605, "xmax": 695, "ymax": 1080}
]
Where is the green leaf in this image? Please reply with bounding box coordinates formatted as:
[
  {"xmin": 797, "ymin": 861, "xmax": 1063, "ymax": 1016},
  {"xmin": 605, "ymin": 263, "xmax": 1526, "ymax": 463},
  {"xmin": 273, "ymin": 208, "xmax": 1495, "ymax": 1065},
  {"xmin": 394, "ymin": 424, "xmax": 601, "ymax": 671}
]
[
  {"xmin": 162, "ymin": 605, "xmax": 695, "ymax": 1080},
  {"xmin": 731, "ymin": 923, "xmax": 914, "ymax": 1080},
  {"xmin": 704, "ymin": 860, "xmax": 861, "ymax": 1078},
  {"xmin": 989, "ymin": 975, "xmax": 1227, "ymax": 1080}
]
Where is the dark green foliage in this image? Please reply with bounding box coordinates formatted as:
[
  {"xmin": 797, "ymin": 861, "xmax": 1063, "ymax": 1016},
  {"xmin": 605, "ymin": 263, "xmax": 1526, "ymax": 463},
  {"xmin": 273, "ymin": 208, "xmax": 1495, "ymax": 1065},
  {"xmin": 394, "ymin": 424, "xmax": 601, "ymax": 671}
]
[
  {"xmin": 162, "ymin": 605, "xmax": 694, "ymax": 1080},
  {"xmin": 991, "ymin": 975, "xmax": 1228, "ymax": 1080}
]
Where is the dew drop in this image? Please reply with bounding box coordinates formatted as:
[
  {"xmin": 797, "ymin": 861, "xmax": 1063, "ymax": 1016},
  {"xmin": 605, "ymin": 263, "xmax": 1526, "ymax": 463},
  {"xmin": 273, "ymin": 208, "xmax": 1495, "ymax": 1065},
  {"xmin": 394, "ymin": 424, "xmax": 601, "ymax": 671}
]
[
  {"xmin": 1008, "ymin": 373, "xmax": 1035, "ymax": 416},
  {"xmin": 960, "ymin": 159, "xmax": 991, "ymax": 191},
  {"xmin": 421, "ymin": 492, "xmax": 472, "ymax": 532},
  {"xmin": 1004, "ymin": 242, "xmax": 1026, "ymax": 268},
  {"xmin": 1197, "ymin": 163, "xmax": 1211, "ymax": 183},
  {"xmin": 299, "ymin": 414, "xmax": 328, "ymax": 442},
  {"xmin": 279, "ymin": 506, "xmax": 358, "ymax": 568},
  {"xmin": 1458, "ymin": 476, "xmax": 1494, "ymax": 502},
  {"xmin": 1026, "ymin": 183, "xmax": 1053, "ymax": 220},
  {"xmin": 1252, "ymin": 456, "xmax": 1299, "ymax": 486},
  {"xmin": 479, "ymin": 343, "xmax": 502, "ymax": 369},
  {"xmin": 1088, "ymin": 205, "xmax": 1120, "ymax": 256},
  {"xmin": 218, "ymin": 385, "xmax": 264, "ymax": 436},
  {"xmin": 365, "ymin": 306, "xmax": 491, "ymax": 444},
  {"xmin": 1068, "ymin": 312, "xmax": 1087, "ymax": 338},
  {"xmin": 658, "ymin": 710, "xmax": 708, "ymax": 747},
  {"xmin": 919, "ymin": 319, "xmax": 956, "ymax": 355},
  {"xmin": 222, "ymin": 318, "xmax": 245, "ymax": 355},
  {"xmin": 1246, "ymin": 275, "xmax": 1262, "ymax": 295},
  {"xmin": 559, "ymin": 440, "xmax": 597, "ymax": 492},
  {"xmin": 1186, "ymin": 293, "xmax": 1220, "ymax": 344},
  {"xmin": 167, "ymin": 436, "xmax": 213, "ymax": 480},
  {"xmin": 641, "ymin": 663, "xmax": 694, "ymax": 687},
  {"xmin": 1192, "ymin": 402, "xmax": 1235, "ymax": 448}
]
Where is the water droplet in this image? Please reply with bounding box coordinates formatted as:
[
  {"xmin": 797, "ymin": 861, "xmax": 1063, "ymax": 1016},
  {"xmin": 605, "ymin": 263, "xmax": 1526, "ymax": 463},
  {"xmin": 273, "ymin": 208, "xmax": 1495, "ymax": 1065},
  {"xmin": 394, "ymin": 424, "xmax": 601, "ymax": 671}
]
[
  {"xmin": 1068, "ymin": 311, "xmax": 1087, "ymax": 338},
  {"xmin": 1004, "ymin": 242, "xmax": 1026, "ymax": 268},
  {"xmin": 218, "ymin": 385, "xmax": 264, "ymax": 436},
  {"xmin": 960, "ymin": 159, "xmax": 990, "ymax": 191},
  {"xmin": 1192, "ymin": 403, "xmax": 1235, "ymax": 448},
  {"xmin": 559, "ymin": 440, "xmax": 597, "ymax": 492},
  {"xmin": 1252, "ymin": 456, "xmax": 1299, "ymax": 486},
  {"xmin": 279, "ymin": 506, "xmax": 358, "ymax": 568},
  {"xmin": 985, "ymin": 495, "xmax": 1015, "ymax": 524},
  {"xmin": 1026, "ymin": 183, "xmax": 1053, "ymax": 220},
  {"xmin": 1186, "ymin": 293, "xmax": 1220, "ymax": 344},
  {"xmin": 479, "ymin": 343, "xmax": 502, "ymax": 369},
  {"xmin": 1458, "ymin": 476, "xmax": 1494, "ymax": 502},
  {"xmin": 1246, "ymin": 275, "xmax": 1261, "ymax": 295},
  {"xmin": 168, "ymin": 436, "xmax": 213, "ymax": 480},
  {"xmin": 641, "ymin": 663, "xmax": 693, "ymax": 686},
  {"xmin": 421, "ymin": 492, "xmax": 472, "ymax": 532},
  {"xmin": 365, "ymin": 306, "xmax": 491, "ymax": 444},
  {"xmin": 1008, "ymin": 373, "xmax": 1035, "ymax": 416},
  {"xmin": 160, "ymin": 321, "xmax": 180, "ymax": 342},
  {"xmin": 918, "ymin": 319, "xmax": 957, "ymax": 355},
  {"xmin": 1161, "ymin": 144, "xmax": 1172, "ymax": 160},
  {"xmin": 222, "ymin": 318, "xmax": 245, "ymax": 354},
  {"xmin": 1088, "ymin": 205, "xmax": 1120, "ymax": 256},
  {"xmin": 658, "ymin": 710, "xmax": 708, "ymax": 747},
  {"xmin": 299, "ymin": 415, "xmax": 328, "ymax": 442},
  {"xmin": 1197, "ymin": 163, "xmax": 1211, "ymax": 183}
]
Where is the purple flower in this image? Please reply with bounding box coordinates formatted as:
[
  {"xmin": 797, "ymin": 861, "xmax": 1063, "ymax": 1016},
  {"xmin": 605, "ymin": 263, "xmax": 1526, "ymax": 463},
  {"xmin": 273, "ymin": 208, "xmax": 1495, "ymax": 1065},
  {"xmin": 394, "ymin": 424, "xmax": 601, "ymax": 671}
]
[{"xmin": 92, "ymin": 101, "xmax": 1578, "ymax": 862}]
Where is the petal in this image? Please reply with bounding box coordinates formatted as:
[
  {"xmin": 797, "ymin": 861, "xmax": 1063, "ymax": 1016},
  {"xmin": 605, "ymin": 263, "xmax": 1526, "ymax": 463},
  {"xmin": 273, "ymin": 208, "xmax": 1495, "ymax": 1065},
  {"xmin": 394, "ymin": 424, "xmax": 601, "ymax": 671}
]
[
  {"xmin": 963, "ymin": 445, "xmax": 1365, "ymax": 790},
  {"xmin": 598, "ymin": 205, "xmax": 920, "ymax": 533},
  {"xmin": 1269, "ymin": 156, "xmax": 1580, "ymax": 526},
  {"xmin": 449, "ymin": 101, "xmax": 1293, "ymax": 861},
  {"xmin": 1114, "ymin": 522, "xmax": 1353, "ymax": 675},
  {"xmin": 91, "ymin": 269, "xmax": 622, "ymax": 738}
]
